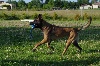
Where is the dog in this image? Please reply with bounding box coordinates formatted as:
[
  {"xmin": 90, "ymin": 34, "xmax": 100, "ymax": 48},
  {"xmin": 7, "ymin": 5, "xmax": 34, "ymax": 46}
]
[{"xmin": 32, "ymin": 14, "xmax": 92, "ymax": 55}]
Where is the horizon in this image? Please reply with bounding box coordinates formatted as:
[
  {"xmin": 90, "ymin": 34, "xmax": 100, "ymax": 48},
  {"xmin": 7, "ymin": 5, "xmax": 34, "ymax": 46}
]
[
  {"xmin": 3, "ymin": 0, "xmax": 77, "ymax": 3},
  {"xmin": 2, "ymin": 0, "xmax": 100, "ymax": 3}
]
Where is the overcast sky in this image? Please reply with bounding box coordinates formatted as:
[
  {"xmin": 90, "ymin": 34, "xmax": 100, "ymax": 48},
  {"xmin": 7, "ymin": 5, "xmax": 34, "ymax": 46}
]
[{"xmin": 3, "ymin": 0, "xmax": 77, "ymax": 3}]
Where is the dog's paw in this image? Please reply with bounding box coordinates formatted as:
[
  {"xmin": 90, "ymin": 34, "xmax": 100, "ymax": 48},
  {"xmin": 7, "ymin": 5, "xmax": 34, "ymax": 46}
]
[
  {"xmin": 47, "ymin": 51, "xmax": 54, "ymax": 55},
  {"xmin": 32, "ymin": 48, "xmax": 37, "ymax": 52},
  {"xmin": 77, "ymin": 50, "xmax": 82, "ymax": 54}
]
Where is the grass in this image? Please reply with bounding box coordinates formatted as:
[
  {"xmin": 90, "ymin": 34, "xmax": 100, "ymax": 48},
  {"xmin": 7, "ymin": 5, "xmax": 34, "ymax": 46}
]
[{"xmin": 0, "ymin": 20, "xmax": 100, "ymax": 66}]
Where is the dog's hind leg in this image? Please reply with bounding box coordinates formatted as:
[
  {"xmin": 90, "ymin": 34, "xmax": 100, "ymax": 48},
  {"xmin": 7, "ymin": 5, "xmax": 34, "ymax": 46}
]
[
  {"xmin": 72, "ymin": 40, "xmax": 82, "ymax": 53},
  {"xmin": 62, "ymin": 39, "xmax": 72, "ymax": 55},
  {"xmin": 62, "ymin": 32, "xmax": 76, "ymax": 55}
]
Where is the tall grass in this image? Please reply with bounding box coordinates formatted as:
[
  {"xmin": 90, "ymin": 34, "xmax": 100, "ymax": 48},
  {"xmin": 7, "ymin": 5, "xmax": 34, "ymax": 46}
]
[{"xmin": 0, "ymin": 10, "xmax": 100, "ymax": 20}]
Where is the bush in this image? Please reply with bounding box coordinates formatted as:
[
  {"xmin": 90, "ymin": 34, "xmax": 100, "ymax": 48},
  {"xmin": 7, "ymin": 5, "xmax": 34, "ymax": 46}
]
[
  {"xmin": 31, "ymin": 13, "xmax": 38, "ymax": 19},
  {"xmin": 83, "ymin": 13, "xmax": 88, "ymax": 20},
  {"xmin": 8, "ymin": 13, "xmax": 19, "ymax": 20},
  {"xmin": 0, "ymin": 10, "xmax": 100, "ymax": 21},
  {"xmin": 20, "ymin": 13, "xmax": 30, "ymax": 19},
  {"xmin": 74, "ymin": 14, "xmax": 81, "ymax": 21},
  {"xmin": 0, "ymin": 12, "xmax": 9, "ymax": 20},
  {"xmin": 53, "ymin": 12, "xmax": 58, "ymax": 20},
  {"xmin": 43, "ymin": 13, "xmax": 52, "ymax": 20},
  {"xmin": 92, "ymin": 14, "xmax": 99, "ymax": 20}
]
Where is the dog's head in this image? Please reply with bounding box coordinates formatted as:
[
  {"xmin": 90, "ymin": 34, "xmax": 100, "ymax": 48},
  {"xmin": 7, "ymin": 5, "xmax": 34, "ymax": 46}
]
[{"xmin": 30, "ymin": 14, "xmax": 43, "ymax": 28}]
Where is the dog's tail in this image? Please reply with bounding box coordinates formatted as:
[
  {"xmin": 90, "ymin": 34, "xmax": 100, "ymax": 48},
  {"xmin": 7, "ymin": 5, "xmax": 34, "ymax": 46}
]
[{"xmin": 77, "ymin": 17, "xmax": 92, "ymax": 31}]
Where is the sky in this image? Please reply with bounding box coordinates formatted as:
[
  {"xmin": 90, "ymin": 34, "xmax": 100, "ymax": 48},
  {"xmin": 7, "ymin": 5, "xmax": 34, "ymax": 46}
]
[{"xmin": 3, "ymin": 0, "xmax": 77, "ymax": 3}]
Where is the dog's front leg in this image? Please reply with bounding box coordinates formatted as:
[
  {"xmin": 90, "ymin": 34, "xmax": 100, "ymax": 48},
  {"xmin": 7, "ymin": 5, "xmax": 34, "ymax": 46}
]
[
  {"xmin": 32, "ymin": 38, "xmax": 48, "ymax": 52},
  {"xmin": 47, "ymin": 40, "xmax": 54, "ymax": 51}
]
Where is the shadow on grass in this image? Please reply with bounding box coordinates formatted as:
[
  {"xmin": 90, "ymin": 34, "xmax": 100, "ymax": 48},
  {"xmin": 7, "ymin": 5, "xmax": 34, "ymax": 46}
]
[
  {"xmin": 1, "ymin": 56, "xmax": 99, "ymax": 66},
  {"xmin": 0, "ymin": 27, "xmax": 42, "ymax": 46},
  {"xmin": 0, "ymin": 26, "xmax": 100, "ymax": 46},
  {"xmin": 79, "ymin": 26, "xmax": 100, "ymax": 41},
  {"xmin": 85, "ymin": 49, "xmax": 100, "ymax": 54}
]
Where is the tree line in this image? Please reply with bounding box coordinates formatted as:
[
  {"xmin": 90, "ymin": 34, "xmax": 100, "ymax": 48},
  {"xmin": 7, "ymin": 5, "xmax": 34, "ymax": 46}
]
[{"xmin": 7, "ymin": 0, "xmax": 97, "ymax": 10}]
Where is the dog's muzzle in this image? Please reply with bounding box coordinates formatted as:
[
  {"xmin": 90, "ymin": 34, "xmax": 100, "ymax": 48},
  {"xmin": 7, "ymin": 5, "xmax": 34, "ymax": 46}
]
[
  {"xmin": 29, "ymin": 22, "xmax": 35, "ymax": 28},
  {"xmin": 30, "ymin": 22, "xmax": 41, "ymax": 28}
]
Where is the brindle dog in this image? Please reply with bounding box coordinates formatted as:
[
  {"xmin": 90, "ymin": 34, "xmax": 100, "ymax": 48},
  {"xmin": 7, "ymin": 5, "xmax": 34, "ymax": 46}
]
[{"xmin": 32, "ymin": 14, "xmax": 92, "ymax": 55}]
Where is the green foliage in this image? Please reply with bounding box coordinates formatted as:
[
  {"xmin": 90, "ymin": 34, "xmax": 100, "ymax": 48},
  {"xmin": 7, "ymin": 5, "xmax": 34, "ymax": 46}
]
[
  {"xmin": 43, "ymin": 4, "xmax": 51, "ymax": 9},
  {"xmin": 53, "ymin": 12, "xmax": 58, "ymax": 20},
  {"xmin": 0, "ymin": 12, "xmax": 19, "ymax": 20},
  {"xmin": 43, "ymin": 13, "xmax": 52, "ymax": 20},
  {"xmin": 6, "ymin": 0, "xmax": 93, "ymax": 10},
  {"xmin": 0, "ymin": 10, "xmax": 100, "ymax": 20},
  {"xmin": 20, "ymin": 13, "xmax": 30, "ymax": 19},
  {"xmin": 92, "ymin": 15, "xmax": 97, "ymax": 20},
  {"xmin": 31, "ymin": 13, "xmax": 38, "ymax": 19},
  {"xmin": 0, "ymin": 12, "xmax": 8, "ymax": 20},
  {"xmin": 8, "ymin": 13, "xmax": 19, "ymax": 20},
  {"xmin": 17, "ymin": 0, "xmax": 27, "ymax": 10},
  {"xmin": 29, "ymin": 0, "xmax": 42, "ymax": 9},
  {"xmin": 74, "ymin": 14, "xmax": 81, "ymax": 21},
  {"xmin": 83, "ymin": 13, "xmax": 88, "ymax": 20},
  {"xmin": 77, "ymin": 0, "xmax": 89, "ymax": 5}
]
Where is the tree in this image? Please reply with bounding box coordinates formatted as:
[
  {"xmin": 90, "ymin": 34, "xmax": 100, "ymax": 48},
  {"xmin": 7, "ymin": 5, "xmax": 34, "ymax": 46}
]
[
  {"xmin": 48, "ymin": 0, "xmax": 54, "ymax": 7},
  {"xmin": 45, "ymin": 0, "xmax": 50, "ymax": 4},
  {"xmin": 70, "ymin": 1, "xmax": 77, "ymax": 9},
  {"xmin": 83, "ymin": 0, "xmax": 89, "ymax": 4},
  {"xmin": 63, "ymin": 1, "xmax": 69, "ymax": 9},
  {"xmin": 77, "ymin": 0, "xmax": 83, "ymax": 5},
  {"xmin": 43, "ymin": 0, "xmax": 54, "ymax": 9},
  {"xmin": 28, "ymin": 0, "xmax": 42, "ymax": 10},
  {"xmin": 77, "ymin": 0, "xmax": 90, "ymax": 5},
  {"xmin": 18, "ymin": 0, "xmax": 27, "ymax": 10},
  {"xmin": 91, "ymin": 0, "xmax": 98, "ymax": 3},
  {"xmin": 40, "ymin": 0, "xmax": 44, "ymax": 8},
  {"xmin": 54, "ymin": 0, "xmax": 62, "ymax": 7},
  {"xmin": 7, "ymin": 0, "xmax": 11, "ymax": 3},
  {"xmin": 40, "ymin": 0, "xmax": 43, "ymax": 3},
  {"xmin": 11, "ymin": 1, "xmax": 18, "ymax": 9},
  {"xmin": 28, "ymin": 2, "xmax": 33, "ymax": 9}
]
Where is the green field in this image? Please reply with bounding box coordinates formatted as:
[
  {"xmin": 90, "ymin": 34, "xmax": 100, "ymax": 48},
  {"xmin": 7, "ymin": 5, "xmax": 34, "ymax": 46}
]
[{"xmin": 0, "ymin": 20, "xmax": 100, "ymax": 66}]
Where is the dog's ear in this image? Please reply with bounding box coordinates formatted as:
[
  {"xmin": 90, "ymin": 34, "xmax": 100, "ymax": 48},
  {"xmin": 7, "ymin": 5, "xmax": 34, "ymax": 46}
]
[{"xmin": 38, "ymin": 14, "xmax": 42, "ymax": 19}]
